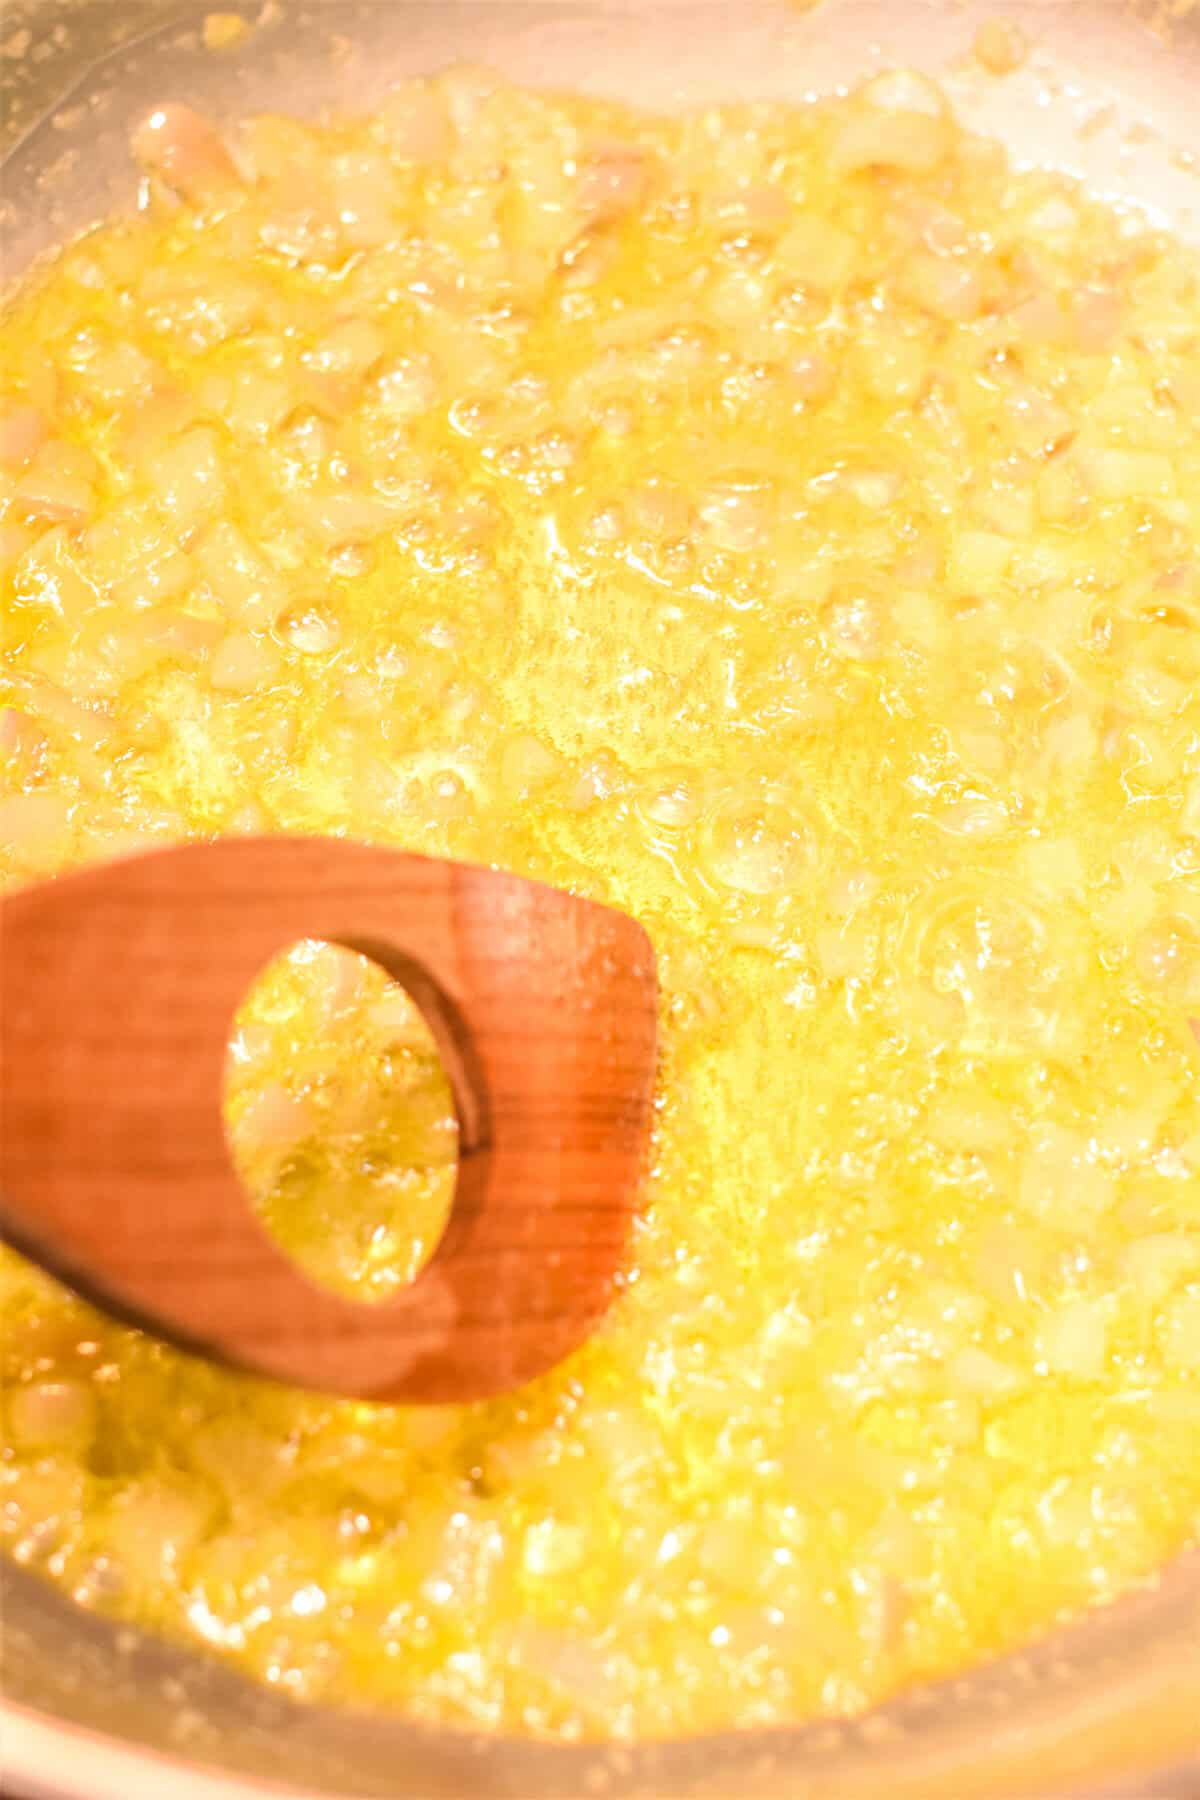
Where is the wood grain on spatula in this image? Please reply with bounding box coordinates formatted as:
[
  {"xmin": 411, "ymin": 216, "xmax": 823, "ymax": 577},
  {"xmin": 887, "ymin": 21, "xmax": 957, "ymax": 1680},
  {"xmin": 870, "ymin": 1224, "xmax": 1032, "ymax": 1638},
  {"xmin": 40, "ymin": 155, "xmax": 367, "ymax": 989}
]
[{"xmin": 0, "ymin": 839, "xmax": 658, "ymax": 1403}]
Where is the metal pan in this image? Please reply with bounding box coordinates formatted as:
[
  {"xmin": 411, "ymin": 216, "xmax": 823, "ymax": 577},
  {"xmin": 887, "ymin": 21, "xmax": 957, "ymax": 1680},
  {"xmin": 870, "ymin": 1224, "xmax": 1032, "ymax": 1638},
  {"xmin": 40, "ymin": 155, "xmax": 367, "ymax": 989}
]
[{"xmin": 2, "ymin": 3, "xmax": 1199, "ymax": 1796}]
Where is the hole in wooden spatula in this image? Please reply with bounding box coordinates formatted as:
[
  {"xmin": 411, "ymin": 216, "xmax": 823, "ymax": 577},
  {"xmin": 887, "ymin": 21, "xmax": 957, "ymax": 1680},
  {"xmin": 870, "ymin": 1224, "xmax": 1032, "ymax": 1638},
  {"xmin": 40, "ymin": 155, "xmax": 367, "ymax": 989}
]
[{"xmin": 222, "ymin": 940, "xmax": 459, "ymax": 1307}]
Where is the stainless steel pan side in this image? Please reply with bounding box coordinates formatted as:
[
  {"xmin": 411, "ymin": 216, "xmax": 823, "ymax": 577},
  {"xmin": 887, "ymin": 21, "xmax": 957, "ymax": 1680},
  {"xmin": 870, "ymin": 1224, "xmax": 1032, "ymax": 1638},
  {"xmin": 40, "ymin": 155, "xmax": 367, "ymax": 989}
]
[{"xmin": 2, "ymin": 5, "xmax": 1199, "ymax": 1797}]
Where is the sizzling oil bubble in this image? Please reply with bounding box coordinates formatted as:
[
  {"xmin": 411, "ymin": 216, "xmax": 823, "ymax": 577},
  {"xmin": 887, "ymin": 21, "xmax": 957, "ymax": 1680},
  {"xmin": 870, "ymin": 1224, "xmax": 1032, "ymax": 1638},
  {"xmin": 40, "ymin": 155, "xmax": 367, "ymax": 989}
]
[
  {"xmin": 907, "ymin": 885, "xmax": 1081, "ymax": 1054},
  {"xmin": 700, "ymin": 795, "xmax": 816, "ymax": 896}
]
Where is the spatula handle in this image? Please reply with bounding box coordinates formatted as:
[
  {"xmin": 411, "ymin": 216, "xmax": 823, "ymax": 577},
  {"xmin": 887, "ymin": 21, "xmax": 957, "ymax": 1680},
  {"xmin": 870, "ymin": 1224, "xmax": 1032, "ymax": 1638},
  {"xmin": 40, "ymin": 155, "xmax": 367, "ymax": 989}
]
[{"xmin": 0, "ymin": 839, "xmax": 657, "ymax": 1402}]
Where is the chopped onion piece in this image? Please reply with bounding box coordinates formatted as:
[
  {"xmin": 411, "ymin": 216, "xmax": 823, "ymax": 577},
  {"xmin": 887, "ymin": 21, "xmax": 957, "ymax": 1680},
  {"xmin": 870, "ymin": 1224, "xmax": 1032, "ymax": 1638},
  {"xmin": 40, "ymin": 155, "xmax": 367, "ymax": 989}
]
[
  {"xmin": 132, "ymin": 104, "xmax": 241, "ymax": 205},
  {"xmin": 578, "ymin": 142, "xmax": 652, "ymax": 223},
  {"xmin": 196, "ymin": 520, "xmax": 285, "ymax": 627},
  {"xmin": 0, "ymin": 707, "xmax": 46, "ymax": 764},
  {"xmin": 1159, "ymin": 1286, "xmax": 1200, "ymax": 1372},
  {"xmin": 974, "ymin": 19, "xmax": 1029, "ymax": 75},
  {"xmin": 0, "ymin": 789, "xmax": 73, "ymax": 862},
  {"xmin": 377, "ymin": 78, "xmax": 453, "ymax": 163},
  {"xmin": 0, "ymin": 405, "xmax": 48, "ymax": 470},
  {"xmin": 7, "ymin": 1380, "xmax": 96, "ymax": 1450},
  {"xmin": 230, "ymin": 1080, "xmax": 310, "ymax": 1152},
  {"xmin": 1078, "ymin": 447, "xmax": 1175, "ymax": 501},
  {"xmin": 831, "ymin": 83, "xmax": 951, "ymax": 176},
  {"xmin": 210, "ymin": 630, "xmax": 281, "ymax": 692},
  {"xmin": 1035, "ymin": 1299, "xmax": 1112, "ymax": 1381},
  {"xmin": 902, "ymin": 252, "xmax": 983, "ymax": 323},
  {"xmin": 149, "ymin": 427, "xmax": 228, "ymax": 526},
  {"xmin": 14, "ymin": 440, "xmax": 98, "ymax": 525}
]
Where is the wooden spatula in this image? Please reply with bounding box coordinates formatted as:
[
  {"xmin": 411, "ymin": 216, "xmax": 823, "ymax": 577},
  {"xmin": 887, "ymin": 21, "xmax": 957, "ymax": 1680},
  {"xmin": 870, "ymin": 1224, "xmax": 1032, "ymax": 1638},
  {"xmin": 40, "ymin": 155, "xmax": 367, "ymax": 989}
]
[{"xmin": 0, "ymin": 838, "xmax": 658, "ymax": 1404}]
